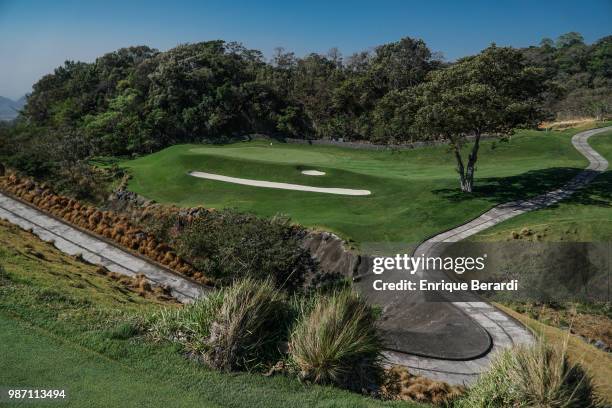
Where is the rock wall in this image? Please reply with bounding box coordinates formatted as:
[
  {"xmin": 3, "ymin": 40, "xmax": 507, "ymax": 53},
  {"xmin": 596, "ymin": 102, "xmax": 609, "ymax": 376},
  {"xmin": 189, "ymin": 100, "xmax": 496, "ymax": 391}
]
[{"xmin": 300, "ymin": 230, "xmax": 373, "ymax": 280}]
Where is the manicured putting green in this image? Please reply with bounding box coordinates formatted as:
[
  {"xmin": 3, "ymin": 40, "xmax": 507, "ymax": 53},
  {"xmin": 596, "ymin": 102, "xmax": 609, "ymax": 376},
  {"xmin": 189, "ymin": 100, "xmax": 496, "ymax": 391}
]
[{"xmin": 121, "ymin": 126, "xmax": 607, "ymax": 246}]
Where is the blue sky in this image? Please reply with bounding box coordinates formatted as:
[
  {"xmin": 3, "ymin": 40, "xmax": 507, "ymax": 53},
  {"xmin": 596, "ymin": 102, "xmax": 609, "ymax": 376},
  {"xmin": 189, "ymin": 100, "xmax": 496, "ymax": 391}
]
[{"xmin": 1, "ymin": 0, "xmax": 611, "ymax": 99}]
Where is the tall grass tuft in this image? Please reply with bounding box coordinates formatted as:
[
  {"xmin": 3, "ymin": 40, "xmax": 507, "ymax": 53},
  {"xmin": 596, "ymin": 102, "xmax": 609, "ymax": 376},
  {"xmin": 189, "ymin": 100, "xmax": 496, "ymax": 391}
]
[
  {"xmin": 205, "ymin": 278, "xmax": 287, "ymax": 371},
  {"xmin": 147, "ymin": 290, "xmax": 224, "ymax": 354},
  {"xmin": 458, "ymin": 337, "xmax": 598, "ymax": 408},
  {"xmin": 288, "ymin": 289, "xmax": 384, "ymax": 391}
]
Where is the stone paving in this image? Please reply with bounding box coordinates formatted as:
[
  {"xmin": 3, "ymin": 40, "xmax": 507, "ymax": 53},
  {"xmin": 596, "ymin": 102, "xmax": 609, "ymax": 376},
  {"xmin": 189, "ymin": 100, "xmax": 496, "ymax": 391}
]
[
  {"xmin": 384, "ymin": 126, "xmax": 611, "ymax": 384},
  {"xmin": 0, "ymin": 193, "xmax": 210, "ymax": 303}
]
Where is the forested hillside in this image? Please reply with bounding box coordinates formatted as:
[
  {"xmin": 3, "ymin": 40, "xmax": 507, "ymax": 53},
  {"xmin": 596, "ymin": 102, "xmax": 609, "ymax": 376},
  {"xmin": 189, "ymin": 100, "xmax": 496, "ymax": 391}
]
[
  {"xmin": 522, "ymin": 33, "xmax": 611, "ymax": 119},
  {"xmin": 0, "ymin": 33, "xmax": 610, "ymax": 182}
]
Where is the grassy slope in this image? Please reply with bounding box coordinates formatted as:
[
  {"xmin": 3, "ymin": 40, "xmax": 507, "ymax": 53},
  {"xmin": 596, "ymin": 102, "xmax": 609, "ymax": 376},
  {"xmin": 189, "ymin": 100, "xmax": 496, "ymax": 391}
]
[
  {"xmin": 496, "ymin": 304, "xmax": 612, "ymax": 404},
  {"xmin": 472, "ymin": 130, "xmax": 612, "ymax": 242},
  {"xmin": 472, "ymin": 131, "xmax": 612, "ymax": 403},
  {"xmin": 472, "ymin": 130, "xmax": 612, "ymax": 404},
  {"xmin": 0, "ymin": 220, "xmax": 419, "ymax": 408},
  {"xmin": 121, "ymin": 124, "xmax": 609, "ymax": 246}
]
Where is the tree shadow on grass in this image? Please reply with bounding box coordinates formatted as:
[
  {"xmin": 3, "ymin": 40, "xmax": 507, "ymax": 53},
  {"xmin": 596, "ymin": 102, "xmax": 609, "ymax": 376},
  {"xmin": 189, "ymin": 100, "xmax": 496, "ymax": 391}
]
[
  {"xmin": 433, "ymin": 167, "xmax": 611, "ymax": 208},
  {"xmin": 566, "ymin": 170, "xmax": 612, "ymax": 207}
]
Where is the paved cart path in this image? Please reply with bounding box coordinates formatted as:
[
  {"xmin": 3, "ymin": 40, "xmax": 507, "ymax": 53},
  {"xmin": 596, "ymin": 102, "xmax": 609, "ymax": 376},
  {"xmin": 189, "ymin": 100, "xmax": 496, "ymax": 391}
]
[
  {"xmin": 0, "ymin": 193, "xmax": 209, "ymax": 302},
  {"xmin": 371, "ymin": 126, "xmax": 610, "ymax": 384}
]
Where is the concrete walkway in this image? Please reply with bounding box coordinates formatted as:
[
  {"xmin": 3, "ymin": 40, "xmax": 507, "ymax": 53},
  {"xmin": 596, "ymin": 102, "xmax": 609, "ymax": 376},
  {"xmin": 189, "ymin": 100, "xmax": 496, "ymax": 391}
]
[
  {"xmin": 379, "ymin": 126, "xmax": 611, "ymax": 384},
  {"xmin": 0, "ymin": 193, "xmax": 209, "ymax": 303},
  {"xmin": 188, "ymin": 171, "xmax": 371, "ymax": 195}
]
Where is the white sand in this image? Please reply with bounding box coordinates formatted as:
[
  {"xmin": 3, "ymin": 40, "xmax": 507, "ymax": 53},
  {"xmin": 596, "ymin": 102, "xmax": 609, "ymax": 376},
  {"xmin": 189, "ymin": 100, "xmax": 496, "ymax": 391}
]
[
  {"xmin": 188, "ymin": 171, "xmax": 370, "ymax": 196},
  {"xmin": 301, "ymin": 170, "xmax": 326, "ymax": 176}
]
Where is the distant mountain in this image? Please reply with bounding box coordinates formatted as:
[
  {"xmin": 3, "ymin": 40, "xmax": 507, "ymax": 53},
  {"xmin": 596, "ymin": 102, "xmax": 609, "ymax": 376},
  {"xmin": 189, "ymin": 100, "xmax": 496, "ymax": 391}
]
[{"xmin": 0, "ymin": 95, "xmax": 26, "ymax": 121}]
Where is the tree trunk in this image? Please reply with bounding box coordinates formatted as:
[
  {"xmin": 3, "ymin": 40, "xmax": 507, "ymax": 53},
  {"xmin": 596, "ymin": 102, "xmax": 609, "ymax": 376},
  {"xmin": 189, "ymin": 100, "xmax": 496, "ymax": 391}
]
[
  {"xmin": 453, "ymin": 132, "xmax": 481, "ymax": 193},
  {"xmin": 453, "ymin": 146, "xmax": 468, "ymax": 191},
  {"xmin": 463, "ymin": 132, "xmax": 481, "ymax": 193}
]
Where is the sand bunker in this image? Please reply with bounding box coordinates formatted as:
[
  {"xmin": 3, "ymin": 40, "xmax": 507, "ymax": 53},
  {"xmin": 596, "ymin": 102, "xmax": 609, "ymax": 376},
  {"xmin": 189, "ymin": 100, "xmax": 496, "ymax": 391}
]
[
  {"xmin": 188, "ymin": 171, "xmax": 370, "ymax": 196},
  {"xmin": 302, "ymin": 170, "xmax": 326, "ymax": 176}
]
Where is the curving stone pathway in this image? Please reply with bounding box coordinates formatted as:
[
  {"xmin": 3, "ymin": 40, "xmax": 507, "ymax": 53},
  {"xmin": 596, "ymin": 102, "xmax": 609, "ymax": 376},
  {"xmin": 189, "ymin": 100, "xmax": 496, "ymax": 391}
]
[
  {"xmin": 379, "ymin": 126, "xmax": 611, "ymax": 384},
  {"xmin": 0, "ymin": 192, "xmax": 210, "ymax": 303}
]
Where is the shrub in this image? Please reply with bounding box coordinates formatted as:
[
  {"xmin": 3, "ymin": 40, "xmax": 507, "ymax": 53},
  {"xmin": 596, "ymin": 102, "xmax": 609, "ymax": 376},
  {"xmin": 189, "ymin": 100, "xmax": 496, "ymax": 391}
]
[
  {"xmin": 174, "ymin": 210, "xmax": 317, "ymax": 291},
  {"xmin": 457, "ymin": 338, "xmax": 598, "ymax": 408},
  {"xmin": 148, "ymin": 290, "xmax": 224, "ymax": 354},
  {"xmin": 54, "ymin": 161, "xmax": 110, "ymax": 202},
  {"xmin": 205, "ymin": 278, "xmax": 287, "ymax": 371},
  {"xmin": 6, "ymin": 150, "xmax": 55, "ymax": 179},
  {"xmin": 288, "ymin": 289, "xmax": 384, "ymax": 391}
]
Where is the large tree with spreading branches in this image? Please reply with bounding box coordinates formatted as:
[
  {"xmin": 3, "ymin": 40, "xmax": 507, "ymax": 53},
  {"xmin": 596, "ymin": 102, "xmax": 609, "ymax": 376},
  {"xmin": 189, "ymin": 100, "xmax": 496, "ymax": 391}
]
[{"xmin": 414, "ymin": 45, "xmax": 547, "ymax": 192}]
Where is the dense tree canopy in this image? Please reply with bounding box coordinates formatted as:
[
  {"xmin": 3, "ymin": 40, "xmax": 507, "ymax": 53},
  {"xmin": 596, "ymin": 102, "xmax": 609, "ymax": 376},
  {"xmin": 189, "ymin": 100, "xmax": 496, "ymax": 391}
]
[
  {"xmin": 14, "ymin": 33, "xmax": 611, "ymax": 152},
  {"xmin": 13, "ymin": 37, "xmax": 446, "ymax": 157},
  {"xmin": 521, "ymin": 34, "xmax": 612, "ymax": 119},
  {"xmin": 1, "ymin": 32, "xmax": 610, "ymax": 193}
]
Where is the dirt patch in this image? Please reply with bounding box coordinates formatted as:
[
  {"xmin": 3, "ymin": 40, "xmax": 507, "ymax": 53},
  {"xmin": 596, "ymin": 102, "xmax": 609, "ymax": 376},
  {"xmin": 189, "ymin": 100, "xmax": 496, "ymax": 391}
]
[{"xmin": 539, "ymin": 118, "xmax": 598, "ymax": 130}]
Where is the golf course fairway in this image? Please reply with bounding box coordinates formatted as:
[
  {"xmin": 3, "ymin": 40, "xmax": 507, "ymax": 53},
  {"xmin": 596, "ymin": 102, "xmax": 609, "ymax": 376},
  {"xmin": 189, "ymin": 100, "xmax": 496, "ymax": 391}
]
[{"xmin": 121, "ymin": 125, "xmax": 609, "ymax": 246}]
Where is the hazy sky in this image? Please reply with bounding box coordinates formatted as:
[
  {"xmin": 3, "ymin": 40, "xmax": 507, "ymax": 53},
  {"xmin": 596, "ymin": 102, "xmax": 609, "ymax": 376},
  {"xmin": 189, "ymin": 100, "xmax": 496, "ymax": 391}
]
[{"xmin": 1, "ymin": 0, "xmax": 611, "ymax": 99}]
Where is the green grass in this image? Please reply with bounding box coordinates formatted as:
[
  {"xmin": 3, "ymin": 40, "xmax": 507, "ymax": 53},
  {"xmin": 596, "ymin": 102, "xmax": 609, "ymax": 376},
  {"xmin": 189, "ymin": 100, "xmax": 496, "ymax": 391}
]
[
  {"xmin": 121, "ymin": 124, "xmax": 610, "ymax": 246},
  {"xmin": 0, "ymin": 220, "xmax": 420, "ymax": 407},
  {"xmin": 497, "ymin": 304, "xmax": 612, "ymax": 404},
  {"xmin": 455, "ymin": 338, "xmax": 597, "ymax": 408},
  {"xmin": 471, "ymin": 130, "xmax": 612, "ymax": 242}
]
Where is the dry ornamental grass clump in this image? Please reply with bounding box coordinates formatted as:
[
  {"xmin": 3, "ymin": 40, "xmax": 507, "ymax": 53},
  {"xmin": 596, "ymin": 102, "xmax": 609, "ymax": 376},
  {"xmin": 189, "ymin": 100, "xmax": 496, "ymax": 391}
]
[
  {"xmin": 380, "ymin": 366, "xmax": 464, "ymax": 404},
  {"xmin": 148, "ymin": 278, "xmax": 286, "ymax": 371},
  {"xmin": 0, "ymin": 173, "xmax": 212, "ymax": 285},
  {"xmin": 96, "ymin": 267, "xmax": 177, "ymax": 302}
]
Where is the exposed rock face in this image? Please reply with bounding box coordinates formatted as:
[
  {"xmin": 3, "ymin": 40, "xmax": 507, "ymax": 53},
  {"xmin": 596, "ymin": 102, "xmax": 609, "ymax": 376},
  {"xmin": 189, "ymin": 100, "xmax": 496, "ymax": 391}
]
[
  {"xmin": 109, "ymin": 182, "xmax": 366, "ymax": 283},
  {"xmin": 300, "ymin": 231, "xmax": 373, "ymax": 279},
  {"xmin": 108, "ymin": 189, "xmax": 155, "ymax": 211},
  {"xmin": 107, "ymin": 175, "xmax": 155, "ymax": 210}
]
